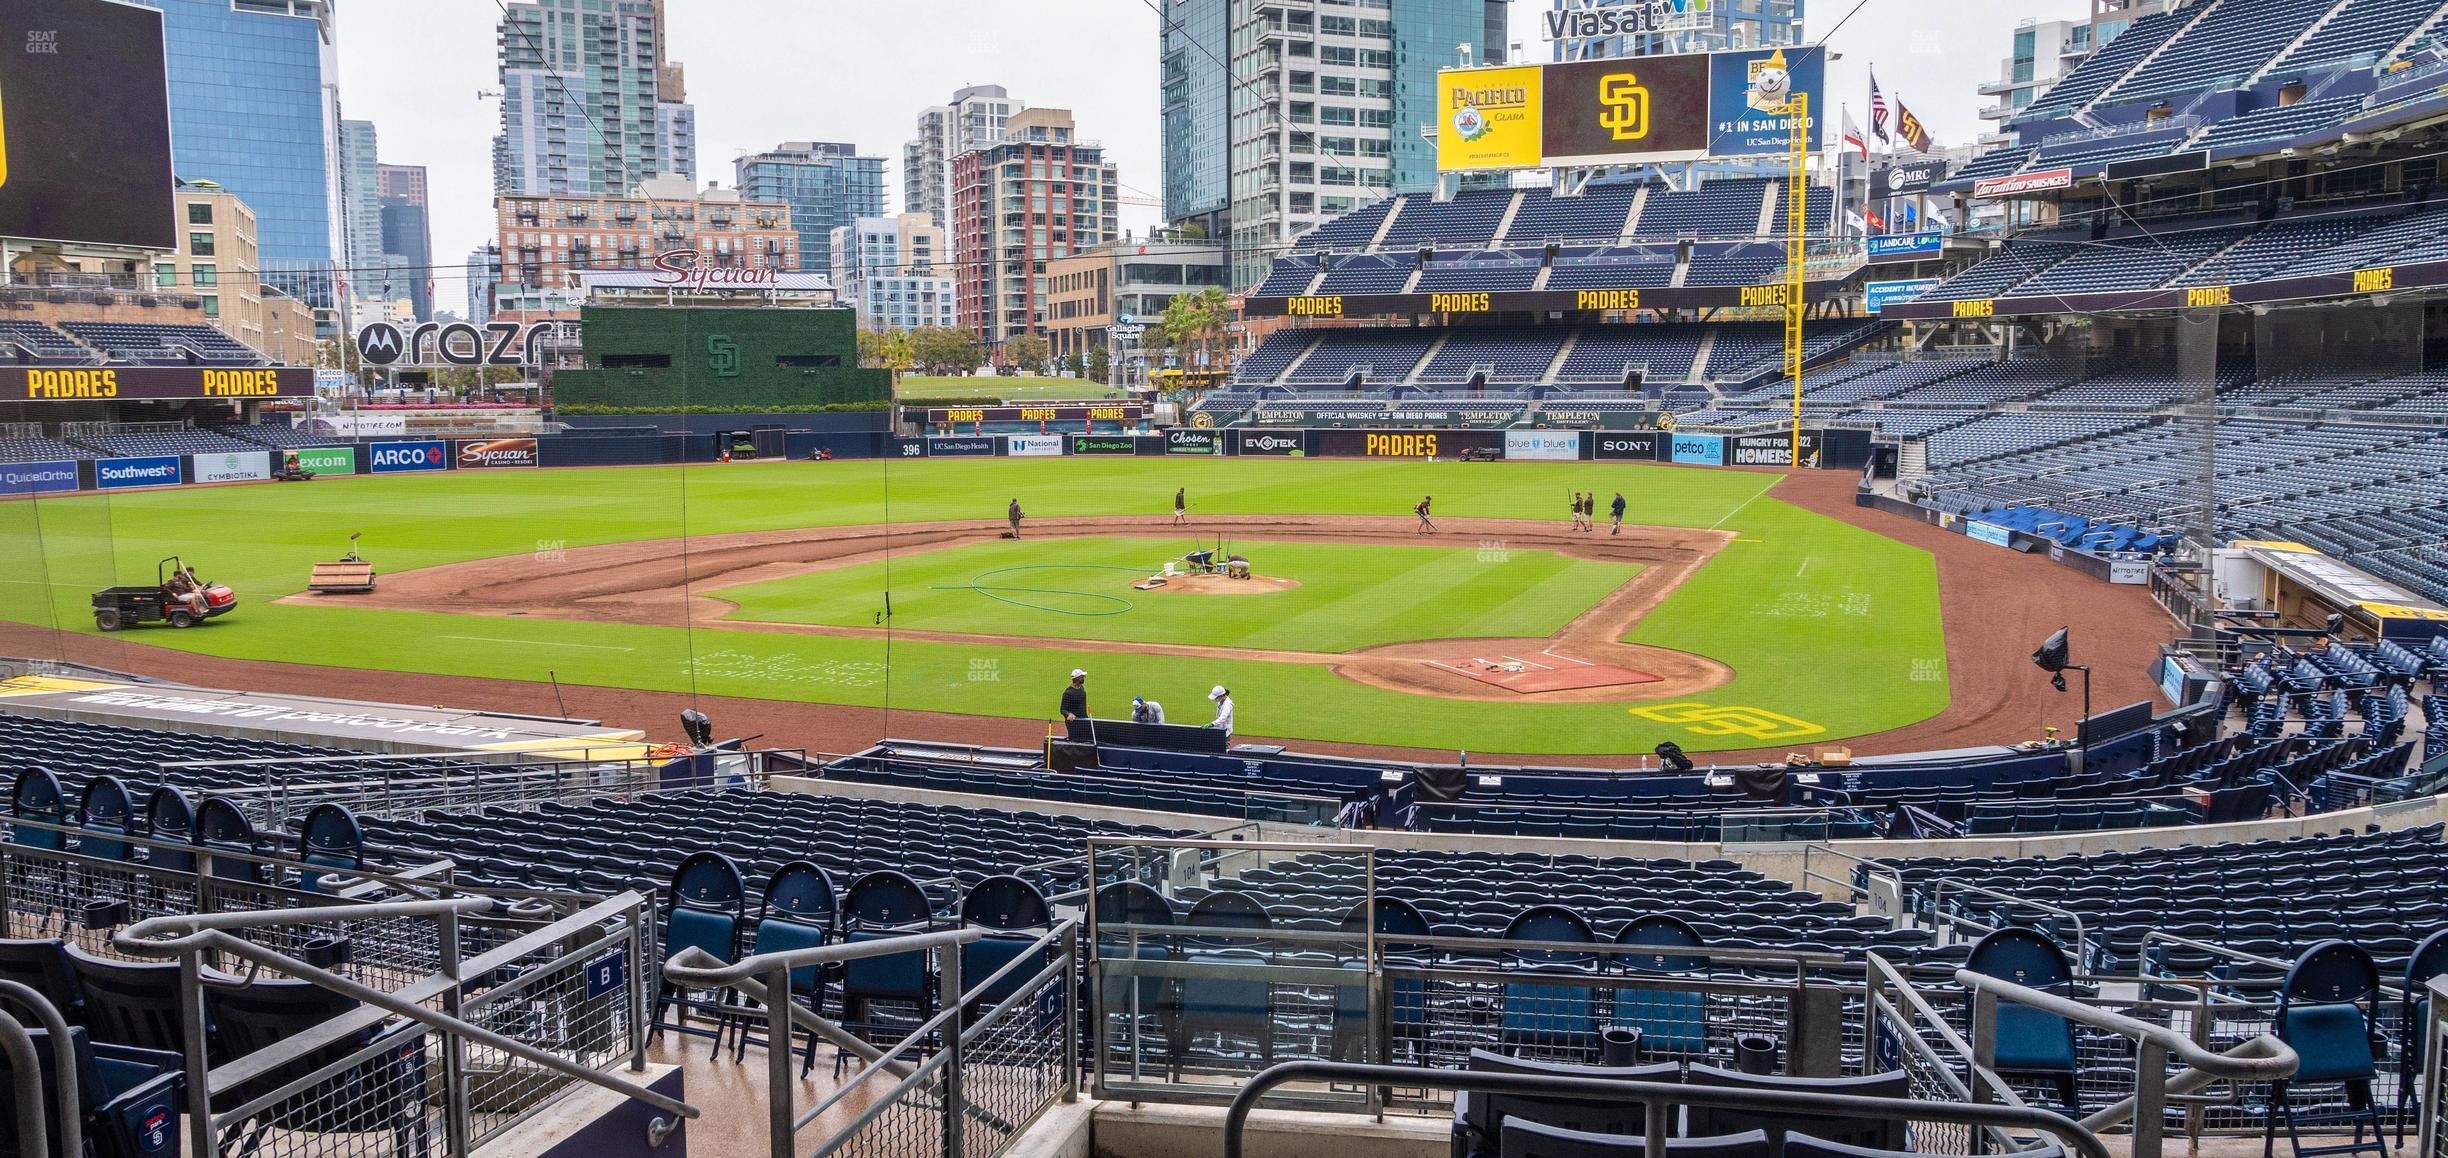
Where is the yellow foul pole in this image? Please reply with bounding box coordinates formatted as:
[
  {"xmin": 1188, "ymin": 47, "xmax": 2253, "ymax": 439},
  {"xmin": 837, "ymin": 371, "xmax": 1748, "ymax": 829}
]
[{"xmin": 1784, "ymin": 91, "xmax": 1808, "ymax": 468}]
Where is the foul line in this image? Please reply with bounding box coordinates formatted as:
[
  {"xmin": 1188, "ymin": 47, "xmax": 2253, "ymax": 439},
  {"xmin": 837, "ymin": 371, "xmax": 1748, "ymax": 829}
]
[
  {"xmin": 437, "ymin": 635, "xmax": 635, "ymax": 652},
  {"xmin": 1707, "ymin": 475, "xmax": 1784, "ymax": 532}
]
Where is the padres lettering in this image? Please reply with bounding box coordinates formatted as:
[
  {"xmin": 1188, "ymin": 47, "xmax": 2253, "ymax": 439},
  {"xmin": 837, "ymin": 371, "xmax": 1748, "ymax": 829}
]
[
  {"xmin": 1287, "ymin": 296, "xmax": 1344, "ymax": 316},
  {"xmin": 1575, "ymin": 289, "xmax": 1642, "ymax": 310},
  {"xmin": 1739, "ymin": 285, "xmax": 1789, "ymax": 307},
  {"xmin": 24, "ymin": 369, "xmax": 118, "ymax": 399},
  {"xmin": 2354, "ymin": 267, "xmax": 2395, "ymax": 293},
  {"xmin": 2185, "ymin": 285, "xmax": 2232, "ymax": 308},
  {"xmin": 1430, "ymin": 292, "xmax": 1491, "ymax": 313},
  {"xmin": 1365, "ymin": 433, "xmax": 1440, "ymax": 457},
  {"xmin": 944, "ymin": 409, "xmax": 985, "ymax": 423},
  {"xmin": 201, "ymin": 369, "xmax": 283, "ymax": 397},
  {"xmin": 1951, "ymin": 299, "xmax": 1996, "ymax": 318},
  {"xmin": 1598, "ymin": 72, "xmax": 1649, "ymax": 141}
]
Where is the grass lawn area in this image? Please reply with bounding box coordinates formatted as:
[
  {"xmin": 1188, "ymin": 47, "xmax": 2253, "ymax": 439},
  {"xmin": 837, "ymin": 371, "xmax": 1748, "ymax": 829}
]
[
  {"xmin": 718, "ymin": 536, "xmax": 1640, "ymax": 653},
  {"xmin": 894, "ymin": 375, "xmax": 1123, "ymax": 402},
  {"xmin": 0, "ymin": 458, "xmax": 1946, "ymax": 753}
]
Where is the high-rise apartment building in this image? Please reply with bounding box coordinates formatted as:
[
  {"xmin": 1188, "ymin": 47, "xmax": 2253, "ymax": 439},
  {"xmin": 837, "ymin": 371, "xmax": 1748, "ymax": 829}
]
[
  {"xmin": 734, "ymin": 143, "xmax": 888, "ymax": 275},
  {"xmin": 378, "ymin": 164, "xmax": 430, "ymax": 207},
  {"xmin": 1161, "ymin": 0, "xmax": 1508, "ymax": 289},
  {"xmin": 951, "ymin": 109, "xmax": 1121, "ymax": 352},
  {"xmin": 495, "ymin": 176, "xmax": 794, "ymax": 294},
  {"xmin": 906, "ymin": 85, "xmax": 1028, "ymax": 229},
  {"xmin": 1978, "ymin": 2, "xmax": 2166, "ymax": 146},
  {"xmin": 381, "ymin": 197, "xmax": 435, "ymax": 322},
  {"xmin": 337, "ymin": 119, "xmax": 384, "ymax": 290},
  {"xmin": 829, "ymin": 214, "xmax": 957, "ymax": 332},
  {"xmin": 135, "ymin": 0, "xmax": 342, "ymax": 309},
  {"xmin": 493, "ymin": 0, "xmax": 697, "ymax": 196}
]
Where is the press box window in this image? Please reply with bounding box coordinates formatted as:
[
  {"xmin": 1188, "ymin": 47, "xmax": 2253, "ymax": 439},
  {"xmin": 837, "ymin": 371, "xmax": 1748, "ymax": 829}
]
[
  {"xmin": 602, "ymin": 353, "xmax": 672, "ymax": 369},
  {"xmin": 778, "ymin": 354, "xmax": 843, "ymax": 368}
]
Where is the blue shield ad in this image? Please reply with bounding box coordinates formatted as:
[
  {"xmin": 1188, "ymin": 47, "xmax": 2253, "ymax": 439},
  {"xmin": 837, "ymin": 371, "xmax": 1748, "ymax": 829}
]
[
  {"xmin": 1669, "ymin": 433, "xmax": 1724, "ymax": 465},
  {"xmin": 96, "ymin": 456, "xmax": 181, "ymax": 490},
  {"xmin": 1706, "ymin": 46, "xmax": 1824, "ymax": 159},
  {"xmin": 0, "ymin": 459, "xmax": 80, "ymax": 496},
  {"xmin": 367, "ymin": 440, "xmax": 450, "ymax": 474}
]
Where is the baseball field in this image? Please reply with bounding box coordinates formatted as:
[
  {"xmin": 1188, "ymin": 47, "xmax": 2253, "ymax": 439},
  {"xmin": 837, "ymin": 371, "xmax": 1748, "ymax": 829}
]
[{"xmin": 0, "ymin": 457, "xmax": 1954, "ymax": 755}]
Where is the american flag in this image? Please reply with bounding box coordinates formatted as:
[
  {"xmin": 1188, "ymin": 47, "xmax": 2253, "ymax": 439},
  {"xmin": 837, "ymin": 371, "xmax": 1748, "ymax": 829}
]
[{"xmin": 1869, "ymin": 72, "xmax": 1891, "ymax": 143}]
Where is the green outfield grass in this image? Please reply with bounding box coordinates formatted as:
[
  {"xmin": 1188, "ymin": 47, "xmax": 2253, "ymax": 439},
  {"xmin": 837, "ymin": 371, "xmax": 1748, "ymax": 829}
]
[
  {"xmin": 0, "ymin": 458, "xmax": 1947, "ymax": 754},
  {"xmin": 718, "ymin": 536, "xmax": 1641, "ymax": 653},
  {"xmin": 894, "ymin": 375, "xmax": 1122, "ymax": 402}
]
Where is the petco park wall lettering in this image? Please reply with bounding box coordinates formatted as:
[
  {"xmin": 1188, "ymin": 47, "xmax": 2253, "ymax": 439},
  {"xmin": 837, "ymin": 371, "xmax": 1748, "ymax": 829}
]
[{"xmin": 356, "ymin": 320, "xmax": 563, "ymax": 368}]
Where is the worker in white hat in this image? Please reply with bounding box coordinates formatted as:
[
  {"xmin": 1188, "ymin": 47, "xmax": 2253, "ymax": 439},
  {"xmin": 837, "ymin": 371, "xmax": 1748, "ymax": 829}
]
[
  {"xmin": 1207, "ymin": 685, "xmax": 1235, "ymax": 737},
  {"xmin": 1060, "ymin": 669, "xmax": 1089, "ymax": 721}
]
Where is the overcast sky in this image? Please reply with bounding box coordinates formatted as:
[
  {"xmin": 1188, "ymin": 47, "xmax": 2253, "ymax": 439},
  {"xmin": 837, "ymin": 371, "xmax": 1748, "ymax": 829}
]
[{"xmin": 336, "ymin": 0, "xmax": 2094, "ymax": 298}]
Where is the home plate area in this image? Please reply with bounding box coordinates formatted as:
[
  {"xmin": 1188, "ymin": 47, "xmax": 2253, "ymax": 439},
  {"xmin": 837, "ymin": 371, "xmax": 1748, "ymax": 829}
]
[{"xmin": 1423, "ymin": 650, "xmax": 1664, "ymax": 694}]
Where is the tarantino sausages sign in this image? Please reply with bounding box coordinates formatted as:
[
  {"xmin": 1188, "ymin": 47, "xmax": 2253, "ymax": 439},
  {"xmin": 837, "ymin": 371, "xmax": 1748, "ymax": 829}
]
[
  {"xmin": 454, "ymin": 438, "xmax": 540, "ymax": 469},
  {"xmin": 1, "ymin": 366, "xmax": 314, "ymax": 402}
]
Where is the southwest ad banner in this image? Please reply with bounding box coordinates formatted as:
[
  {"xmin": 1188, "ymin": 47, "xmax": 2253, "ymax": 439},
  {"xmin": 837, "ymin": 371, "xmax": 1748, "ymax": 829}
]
[{"xmin": 1438, "ymin": 46, "xmax": 1823, "ymax": 171}]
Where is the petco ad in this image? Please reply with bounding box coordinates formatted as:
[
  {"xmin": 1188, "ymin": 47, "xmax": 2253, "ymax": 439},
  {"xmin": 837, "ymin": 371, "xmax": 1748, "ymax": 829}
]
[
  {"xmin": 367, "ymin": 441, "xmax": 450, "ymax": 474},
  {"xmin": 1504, "ymin": 430, "xmax": 1581, "ymax": 461},
  {"xmin": 1668, "ymin": 434, "xmax": 1725, "ymax": 465},
  {"xmin": 456, "ymin": 438, "xmax": 541, "ymax": 469},
  {"xmin": 194, "ymin": 452, "xmax": 270, "ymax": 483},
  {"xmin": 97, "ymin": 455, "xmax": 182, "ymax": 489},
  {"xmin": 1005, "ymin": 434, "xmax": 1065, "ymax": 457}
]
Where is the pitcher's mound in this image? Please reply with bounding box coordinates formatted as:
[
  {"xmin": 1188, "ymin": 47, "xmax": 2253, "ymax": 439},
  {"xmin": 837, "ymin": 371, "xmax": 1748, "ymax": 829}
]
[
  {"xmin": 1424, "ymin": 649, "xmax": 1663, "ymax": 694},
  {"xmin": 1134, "ymin": 572, "xmax": 1299, "ymax": 595}
]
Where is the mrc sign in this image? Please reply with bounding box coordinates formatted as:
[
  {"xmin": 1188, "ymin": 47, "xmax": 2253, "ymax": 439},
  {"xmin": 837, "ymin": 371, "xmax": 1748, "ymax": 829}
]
[{"xmin": 355, "ymin": 320, "xmax": 565, "ymax": 368}]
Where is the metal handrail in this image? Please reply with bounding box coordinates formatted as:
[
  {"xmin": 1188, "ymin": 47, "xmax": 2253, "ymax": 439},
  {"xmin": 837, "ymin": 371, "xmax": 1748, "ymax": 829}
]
[
  {"xmin": 1955, "ymin": 967, "xmax": 2298, "ymax": 1080},
  {"xmin": 1927, "ymin": 877, "xmax": 2093, "ymax": 960},
  {"xmin": 0, "ymin": 981, "xmax": 82, "ymax": 1158},
  {"xmin": 114, "ymin": 893, "xmax": 697, "ymax": 1128},
  {"xmin": 661, "ymin": 926, "xmax": 982, "ymax": 988},
  {"xmin": 1223, "ymin": 1063, "xmax": 2110, "ymax": 1158}
]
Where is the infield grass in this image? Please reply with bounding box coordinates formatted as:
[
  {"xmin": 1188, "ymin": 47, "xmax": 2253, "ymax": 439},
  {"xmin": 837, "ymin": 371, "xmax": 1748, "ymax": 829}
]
[
  {"xmin": 0, "ymin": 458, "xmax": 1947, "ymax": 753},
  {"xmin": 718, "ymin": 536, "xmax": 1642, "ymax": 653}
]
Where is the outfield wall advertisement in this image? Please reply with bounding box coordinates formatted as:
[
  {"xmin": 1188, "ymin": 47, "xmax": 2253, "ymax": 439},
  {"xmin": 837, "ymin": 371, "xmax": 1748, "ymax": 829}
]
[
  {"xmin": 1006, "ymin": 435, "xmax": 1065, "ymax": 457},
  {"xmin": 456, "ymin": 439, "xmax": 540, "ymax": 469},
  {"xmin": 1437, "ymin": 46, "xmax": 1823, "ymax": 172},
  {"xmin": 293, "ymin": 447, "xmax": 357, "ymax": 476},
  {"xmin": 1314, "ymin": 430, "xmax": 1503, "ymax": 458},
  {"xmin": 97, "ymin": 455, "xmax": 181, "ymax": 490},
  {"xmin": 1668, "ymin": 433, "xmax": 1726, "ymax": 465},
  {"xmin": 1592, "ymin": 433, "xmax": 1660, "ymax": 460},
  {"xmin": 1505, "ymin": 430, "xmax": 1583, "ymax": 461},
  {"xmin": 193, "ymin": 451, "xmax": 271, "ymax": 484},
  {"xmin": 1165, "ymin": 429, "xmax": 1222, "ymax": 455},
  {"xmin": 368, "ymin": 441, "xmax": 450, "ymax": 474},
  {"xmin": 925, "ymin": 436, "xmax": 999, "ymax": 458},
  {"xmin": 0, "ymin": 460, "xmax": 79, "ymax": 496}
]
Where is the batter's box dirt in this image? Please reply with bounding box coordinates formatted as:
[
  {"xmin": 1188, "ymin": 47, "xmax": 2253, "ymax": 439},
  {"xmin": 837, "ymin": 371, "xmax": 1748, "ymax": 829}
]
[{"xmin": 1421, "ymin": 649, "xmax": 1663, "ymax": 695}]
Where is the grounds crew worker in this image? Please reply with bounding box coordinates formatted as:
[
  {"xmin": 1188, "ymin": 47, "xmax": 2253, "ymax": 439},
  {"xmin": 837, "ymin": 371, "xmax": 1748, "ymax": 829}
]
[
  {"xmin": 1173, "ymin": 487, "xmax": 1187, "ymax": 526},
  {"xmin": 1008, "ymin": 498, "xmax": 1024, "ymax": 538},
  {"xmin": 1131, "ymin": 696, "xmax": 1165, "ymax": 724},
  {"xmin": 1207, "ymin": 685, "xmax": 1235, "ymax": 737},
  {"xmin": 1610, "ymin": 491, "xmax": 1626, "ymax": 535},
  {"xmin": 1060, "ymin": 669, "xmax": 1088, "ymax": 721}
]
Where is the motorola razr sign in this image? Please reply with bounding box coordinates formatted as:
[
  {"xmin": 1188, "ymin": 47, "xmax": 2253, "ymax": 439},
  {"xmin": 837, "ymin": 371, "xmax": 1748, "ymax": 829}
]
[{"xmin": 356, "ymin": 320, "xmax": 565, "ymax": 368}]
